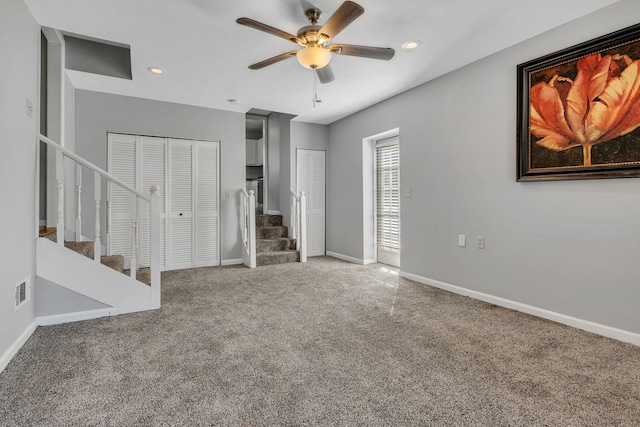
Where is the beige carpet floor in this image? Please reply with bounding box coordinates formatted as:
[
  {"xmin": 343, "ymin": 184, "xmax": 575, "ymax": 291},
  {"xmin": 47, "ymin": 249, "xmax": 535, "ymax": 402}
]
[{"xmin": 1, "ymin": 256, "xmax": 639, "ymax": 425}]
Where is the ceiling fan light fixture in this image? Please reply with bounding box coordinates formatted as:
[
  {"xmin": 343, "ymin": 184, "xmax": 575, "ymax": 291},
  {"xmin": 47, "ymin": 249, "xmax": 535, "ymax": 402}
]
[{"xmin": 296, "ymin": 45, "xmax": 332, "ymax": 69}]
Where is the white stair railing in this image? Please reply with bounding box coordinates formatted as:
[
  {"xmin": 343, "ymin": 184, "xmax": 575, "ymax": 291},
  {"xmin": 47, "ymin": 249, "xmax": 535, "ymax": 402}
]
[
  {"xmin": 40, "ymin": 134, "xmax": 161, "ymax": 308},
  {"xmin": 290, "ymin": 191, "xmax": 307, "ymax": 263},
  {"xmin": 241, "ymin": 189, "xmax": 256, "ymax": 268}
]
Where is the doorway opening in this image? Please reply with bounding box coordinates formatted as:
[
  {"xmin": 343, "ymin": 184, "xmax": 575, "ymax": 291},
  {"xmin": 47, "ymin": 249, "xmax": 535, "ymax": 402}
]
[{"xmin": 245, "ymin": 114, "xmax": 267, "ymax": 213}]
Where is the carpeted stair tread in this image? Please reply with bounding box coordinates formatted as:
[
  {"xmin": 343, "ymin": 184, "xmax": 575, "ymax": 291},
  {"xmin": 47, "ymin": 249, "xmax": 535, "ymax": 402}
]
[
  {"xmin": 100, "ymin": 255, "xmax": 124, "ymax": 273},
  {"xmin": 122, "ymin": 268, "xmax": 151, "ymax": 286},
  {"xmin": 256, "ymin": 214, "xmax": 283, "ymax": 227},
  {"xmin": 256, "ymin": 250, "xmax": 300, "ymax": 266},
  {"xmin": 256, "ymin": 237, "xmax": 297, "ymax": 253},
  {"xmin": 256, "ymin": 225, "xmax": 289, "ymax": 239},
  {"xmin": 65, "ymin": 241, "xmax": 94, "ymax": 259}
]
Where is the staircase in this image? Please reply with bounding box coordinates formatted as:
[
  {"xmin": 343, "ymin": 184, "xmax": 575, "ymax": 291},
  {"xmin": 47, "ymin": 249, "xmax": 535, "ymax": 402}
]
[
  {"xmin": 255, "ymin": 214, "xmax": 300, "ymax": 266},
  {"xmin": 240, "ymin": 189, "xmax": 306, "ymax": 269},
  {"xmin": 40, "ymin": 228, "xmax": 151, "ymax": 285},
  {"xmin": 37, "ymin": 134, "xmax": 161, "ymax": 318}
]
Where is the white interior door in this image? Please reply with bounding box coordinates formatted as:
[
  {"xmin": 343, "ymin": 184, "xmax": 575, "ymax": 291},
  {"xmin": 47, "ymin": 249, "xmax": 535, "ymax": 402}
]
[
  {"xmin": 297, "ymin": 149, "xmax": 325, "ymax": 257},
  {"xmin": 194, "ymin": 141, "xmax": 219, "ymax": 267},
  {"xmin": 167, "ymin": 139, "xmax": 194, "ymax": 271},
  {"xmin": 140, "ymin": 136, "xmax": 166, "ymax": 270},
  {"xmin": 108, "ymin": 133, "xmax": 137, "ymax": 260}
]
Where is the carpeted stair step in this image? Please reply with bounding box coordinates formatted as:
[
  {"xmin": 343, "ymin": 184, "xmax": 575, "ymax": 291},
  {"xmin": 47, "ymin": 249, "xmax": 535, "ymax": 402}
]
[
  {"xmin": 256, "ymin": 238, "xmax": 297, "ymax": 253},
  {"xmin": 65, "ymin": 241, "xmax": 94, "ymax": 259},
  {"xmin": 256, "ymin": 214, "xmax": 283, "ymax": 227},
  {"xmin": 256, "ymin": 250, "xmax": 300, "ymax": 267},
  {"xmin": 123, "ymin": 268, "xmax": 151, "ymax": 286},
  {"xmin": 41, "ymin": 231, "xmax": 133, "ymax": 277},
  {"xmin": 256, "ymin": 225, "xmax": 288, "ymax": 239},
  {"xmin": 100, "ymin": 255, "xmax": 124, "ymax": 273}
]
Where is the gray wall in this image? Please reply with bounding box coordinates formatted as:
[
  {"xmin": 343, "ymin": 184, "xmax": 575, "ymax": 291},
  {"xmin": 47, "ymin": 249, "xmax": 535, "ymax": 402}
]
[
  {"xmin": 327, "ymin": 0, "xmax": 640, "ymax": 334},
  {"xmin": 267, "ymin": 114, "xmax": 280, "ymax": 213},
  {"xmin": 74, "ymin": 90, "xmax": 246, "ymax": 263},
  {"xmin": 0, "ymin": 0, "xmax": 39, "ymax": 362}
]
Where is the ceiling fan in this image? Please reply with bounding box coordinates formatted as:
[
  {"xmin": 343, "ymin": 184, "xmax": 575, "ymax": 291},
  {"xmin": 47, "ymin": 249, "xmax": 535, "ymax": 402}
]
[{"xmin": 236, "ymin": 1, "xmax": 395, "ymax": 84}]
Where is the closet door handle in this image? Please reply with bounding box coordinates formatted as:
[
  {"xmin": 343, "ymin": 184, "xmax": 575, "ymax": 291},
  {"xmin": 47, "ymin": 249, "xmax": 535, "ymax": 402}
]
[{"xmin": 179, "ymin": 213, "xmax": 183, "ymax": 216}]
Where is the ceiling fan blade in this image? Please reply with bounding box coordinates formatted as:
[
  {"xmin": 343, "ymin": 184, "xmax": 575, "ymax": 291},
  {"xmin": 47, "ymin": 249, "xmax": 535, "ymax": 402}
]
[
  {"xmin": 249, "ymin": 51, "xmax": 298, "ymax": 70},
  {"xmin": 318, "ymin": 1, "xmax": 364, "ymax": 41},
  {"xmin": 236, "ymin": 18, "xmax": 304, "ymax": 46},
  {"xmin": 316, "ymin": 65, "xmax": 335, "ymax": 84},
  {"xmin": 329, "ymin": 44, "xmax": 395, "ymax": 60}
]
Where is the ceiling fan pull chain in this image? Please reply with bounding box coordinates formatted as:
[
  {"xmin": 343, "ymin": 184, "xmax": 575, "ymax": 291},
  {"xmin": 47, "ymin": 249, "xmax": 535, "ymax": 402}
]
[{"xmin": 312, "ymin": 68, "xmax": 318, "ymax": 108}]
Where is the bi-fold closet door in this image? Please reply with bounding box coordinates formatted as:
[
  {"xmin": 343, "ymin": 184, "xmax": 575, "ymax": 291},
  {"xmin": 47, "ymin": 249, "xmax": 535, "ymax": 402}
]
[{"xmin": 107, "ymin": 133, "xmax": 220, "ymax": 271}]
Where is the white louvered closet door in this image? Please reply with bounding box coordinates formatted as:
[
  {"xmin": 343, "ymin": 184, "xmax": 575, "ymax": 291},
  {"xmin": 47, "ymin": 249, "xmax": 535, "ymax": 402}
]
[
  {"xmin": 297, "ymin": 149, "xmax": 326, "ymax": 257},
  {"xmin": 108, "ymin": 133, "xmax": 137, "ymax": 259},
  {"xmin": 194, "ymin": 141, "xmax": 220, "ymax": 267},
  {"xmin": 140, "ymin": 136, "xmax": 166, "ymax": 270},
  {"xmin": 167, "ymin": 139, "xmax": 194, "ymax": 270}
]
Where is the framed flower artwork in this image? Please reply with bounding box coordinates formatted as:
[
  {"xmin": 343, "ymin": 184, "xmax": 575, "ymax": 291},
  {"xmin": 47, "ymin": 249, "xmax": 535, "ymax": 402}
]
[{"xmin": 517, "ymin": 23, "xmax": 640, "ymax": 181}]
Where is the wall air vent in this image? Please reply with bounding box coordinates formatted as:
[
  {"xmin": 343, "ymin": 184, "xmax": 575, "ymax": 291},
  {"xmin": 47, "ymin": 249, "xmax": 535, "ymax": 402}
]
[{"xmin": 14, "ymin": 276, "xmax": 30, "ymax": 310}]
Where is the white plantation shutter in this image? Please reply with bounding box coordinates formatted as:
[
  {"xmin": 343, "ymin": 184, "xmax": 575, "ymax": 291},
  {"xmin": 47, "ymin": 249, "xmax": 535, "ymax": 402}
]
[
  {"xmin": 297, "ymin": 149, "xmax": 325, "ymax": 257},
  {"xmin": 194, "ymin": 141, "xmax": 219, "ymax": 267},
  {"xmin": 108, "ymin": 133, "xmax": 137, "ymax": 258},
  {"xmin": 140, "ymin": 136, "xmax": 166, "ymax": 269},
  {"xmin": 376, "ymin": 139, "xmax": 400, "ymax": 253},
  {"xmin": 168, "ymin": 139, "xmax": 194, "ymax": 270}
]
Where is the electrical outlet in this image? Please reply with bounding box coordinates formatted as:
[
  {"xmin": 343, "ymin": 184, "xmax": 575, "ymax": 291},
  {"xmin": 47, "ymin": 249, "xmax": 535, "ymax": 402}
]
[
  {"xmin": 458, "ymin": 234, "xmax": 466, "ymax": 247},
  {"xmin": 225, "ymin": 190, "xmax": 230, "ymax": 199},
  {"xmin": 477, "ymin": 235, "xmax": 485, "ymax": 249},
  {"xmin": 402, "ymin": 187, "xmax": 411, "ymax": 198},
  {"xmin": 26, "ymin": 99, "xmax": 33, "ymax": 118}
]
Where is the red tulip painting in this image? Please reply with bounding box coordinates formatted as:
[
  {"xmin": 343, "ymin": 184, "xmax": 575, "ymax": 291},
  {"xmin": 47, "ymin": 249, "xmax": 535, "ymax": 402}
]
[{"xmin": 517, "ymin": 24, "xmax": 640, "ymax": 181}]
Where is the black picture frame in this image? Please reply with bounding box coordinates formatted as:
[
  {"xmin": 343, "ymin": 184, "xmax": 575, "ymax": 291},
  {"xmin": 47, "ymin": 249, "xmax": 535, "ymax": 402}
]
[{"xmin": 517, "ymin": 22, "xmax": 640, "ymax": 181}]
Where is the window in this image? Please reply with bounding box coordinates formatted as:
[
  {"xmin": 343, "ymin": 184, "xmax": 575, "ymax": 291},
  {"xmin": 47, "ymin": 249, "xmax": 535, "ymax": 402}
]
[{"xmin": 376, "ymin": 138, "xmax": 400, "ymax": 254}]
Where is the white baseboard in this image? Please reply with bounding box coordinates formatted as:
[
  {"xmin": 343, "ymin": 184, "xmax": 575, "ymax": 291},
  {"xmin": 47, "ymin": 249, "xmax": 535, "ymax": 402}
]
[
  {"xmin": 221, "ymin": 259, "xmax": 243, "ymax": 266},
  {"xmin": 265, "ymin": 210, "xmax": 281, "ymax": 215},
  {"xmin": 363, "ymin": 258, "xmax": 376, "ymax": 265},
  {"xmin": 0, "ymin": 320, "xmax": 38, "ymax": 374},
  {"xmin": 327, "ymin": 251, "xmax": 370, "ymax": 265},
  {"xmin": 37, "ymin": 308, "xmax": 116, "ymax": 326},
  {"xmin": 400, "ymin": 271, "xmax": 640, "ymax": 347}
]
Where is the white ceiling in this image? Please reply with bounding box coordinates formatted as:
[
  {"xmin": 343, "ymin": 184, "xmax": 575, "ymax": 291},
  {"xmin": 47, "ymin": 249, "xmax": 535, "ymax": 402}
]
[{"xmin": 24, "ymin": 0, "xmax": 622, "ymax": 125}]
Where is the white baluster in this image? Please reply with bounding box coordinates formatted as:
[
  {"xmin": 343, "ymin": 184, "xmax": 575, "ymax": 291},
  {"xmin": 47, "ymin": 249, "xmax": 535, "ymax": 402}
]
[
  {"xmin": 299, "ymin": 191, "xmax": 307, "ymax": 262},
  {"xmin": 75, "ymin": 164, "xmax": 82, "ymax": 242},
  {"xmin": 130, "ymin": 194, "xmax": 138, "ymax": 280},
  {"xmin": 150, "ymin": 185, "xmax": 161, "ymax": 308},
  {"xmin": 56, "ymin": 151, "xmax": 64, "ymax": 245},
  {"xmin": 94, "ymin": 171, "xmax": 101, "ymax": 262},
  {"xmin": 106, "ymin": 182, "xmax": 112, "ymax": 255}
]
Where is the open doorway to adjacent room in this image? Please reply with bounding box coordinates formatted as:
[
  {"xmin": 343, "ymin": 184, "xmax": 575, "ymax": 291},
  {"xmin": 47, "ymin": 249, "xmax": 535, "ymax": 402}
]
[{"xmin": 245, "ymin": 114, "xmax": 267, "ymax": 213}]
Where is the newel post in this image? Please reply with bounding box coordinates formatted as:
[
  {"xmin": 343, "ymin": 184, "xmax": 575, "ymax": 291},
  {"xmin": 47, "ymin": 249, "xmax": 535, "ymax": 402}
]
[
  {"xmin": 248, "ymin": 190, "xmax": 256, "ymax": 269},
  {"xmin": 150, "ymin": 185, "xmax": 161, "ymax": 308},
  {"xmin": 299, "ymin": 191, "xmax": 307, "ymax": 262}
]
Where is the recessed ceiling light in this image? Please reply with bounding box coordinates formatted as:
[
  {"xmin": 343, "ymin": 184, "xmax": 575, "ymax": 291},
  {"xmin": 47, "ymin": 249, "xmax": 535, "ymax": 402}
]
[
  {"xmin": 227, "ymin": 99, "xmax": 238, "ymax": 104},
  {"xmin": 147, "ymin": 66, "xmax": 163, "ymax": 74},
  {"xmin": 401, "ymin": 40, "xmax": 421, "ymax": 50}
]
